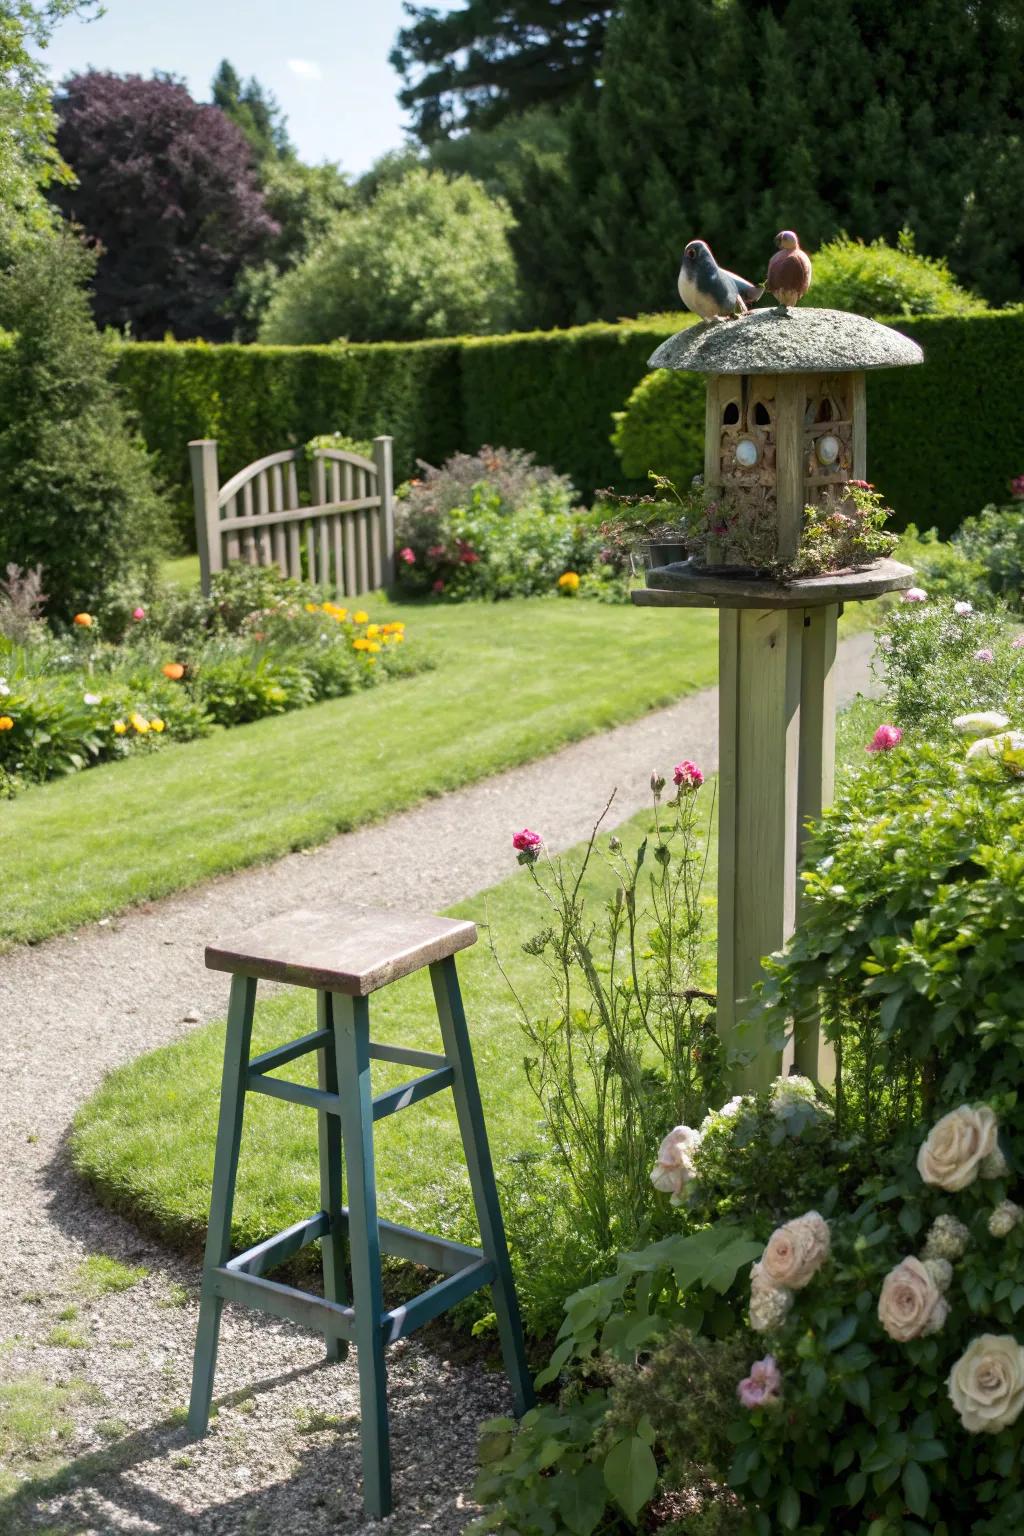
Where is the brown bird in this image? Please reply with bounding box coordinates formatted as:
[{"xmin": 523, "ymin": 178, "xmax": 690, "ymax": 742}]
[{"xmin": 766, "ymin": 230, "xmax": 812, "ymax": 308}]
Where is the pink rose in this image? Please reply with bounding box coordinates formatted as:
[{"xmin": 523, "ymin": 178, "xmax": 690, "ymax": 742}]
[
  {"xmin": 427, "ymin": 544, "xmax": 446, "ymax": 558},
  {"xmin": 132, "ymin": 605, "xmax": 146, "ymax": 621},
  {"xmin": 650, "ymin": 1124, "xmax": 701, "ymax": 1205},
  {"xmin": 512, "ymin": 829, "xmax": 543, "ymax": 863},
  {"xmin": 867, "ymin": 724, "xmax": 903, "ymax": 753},
  {"xmin": 673, "ymin": 759, "xmax": 704, "ymax": 792},
  {"xmin": 738, "ymin": 1355, "xmax": 782, "ymax": 1409},
  {"xmin": 399, "ymin": 547, "xmax": 416, "ymax": 564},
  {"xmin": 974, "ymin": 648, "xmax": 994, "ymax": 663},
  {"xmin": 459, "ymin": 549, "xmax": 480, "ymax": 564}
]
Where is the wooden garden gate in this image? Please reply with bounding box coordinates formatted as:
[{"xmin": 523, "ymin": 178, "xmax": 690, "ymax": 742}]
[{"xmin": 189, "ymin": 436, "xmax": 395, "ymax": 597}]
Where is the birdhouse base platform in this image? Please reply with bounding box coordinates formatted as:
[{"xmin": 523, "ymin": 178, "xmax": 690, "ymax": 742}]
[{"xmin": 631, "ymin": 557, "xmax": 914, "ymax": 610}]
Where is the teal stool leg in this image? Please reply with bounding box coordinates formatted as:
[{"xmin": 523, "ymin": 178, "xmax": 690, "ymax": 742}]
[
  {"xmin": 317, "ymin": 991, "xmax": 350, "ymax": 1362},
  {"xmin": 332, "ymin": 991, "xmax": 391, "ymax": 1519},
  {"xmin": 188, "ymin": 973, "xmax": 257, "ymax": 1437},
  {"xmin": 430, "ymin": 957, "xmax": 534, "ymax": 1415}
]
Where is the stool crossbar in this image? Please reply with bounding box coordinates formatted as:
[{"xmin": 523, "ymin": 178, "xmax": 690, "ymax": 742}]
[{"xmin": 186, "ymin": 907, "xmax": 533, "ymax": 1520}]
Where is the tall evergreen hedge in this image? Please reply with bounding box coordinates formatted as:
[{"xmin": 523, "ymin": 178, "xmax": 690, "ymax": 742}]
[{"xmin": 113, "ymin": 309, "xmax": 1024, "ymax": 548}]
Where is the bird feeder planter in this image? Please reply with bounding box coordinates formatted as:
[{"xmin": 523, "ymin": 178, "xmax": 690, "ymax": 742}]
[{"xmin": 633, "ymin": 307, "xmax": 922, "ymax": 1091}]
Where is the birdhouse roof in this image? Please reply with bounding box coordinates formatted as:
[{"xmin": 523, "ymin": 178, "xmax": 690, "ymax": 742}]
[{"xmin": 648, "ymin": 307, "xmax": 924, "ymax": 375}]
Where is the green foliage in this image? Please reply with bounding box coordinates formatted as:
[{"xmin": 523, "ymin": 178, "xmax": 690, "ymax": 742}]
[
  {"xmin": 0, "ymin": 1, "xmax": 85, "ymax": 246},
  {"xmin": 894, "ymin": 524, "xmax": 987, "ymax": 606},
  {"xmin": 955, "ymin": 500, "xmax": 1024, "ymax": 610},
  {"xmin": 113, "ymin": 309, "xmax": 1024, "ymax": 551},
  {"xmin": 811, "ymin": 232, "xmax": 986, "ymax": 318},
  {"xmin": 394, "ymin": 444, "xmax": 606, "ymax": 601},
  {"xmin": 872, "ymin": 597, "xmax": 1024, "ymax": 733},
  {"xmin": 210, "ymin": 58, "xmax": 292, "ymax": 164},
  {"xmin": 0, "ymin": 228, "xmax": 169, "ymax": 613},
  {"xmin": 259, "ymin": 168, "xmax": 520, "ymax": 344}
]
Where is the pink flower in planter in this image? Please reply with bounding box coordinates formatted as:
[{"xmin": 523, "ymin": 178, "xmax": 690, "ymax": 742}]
[
  {"xmin": 512, "ymin": 829, "xmax": 543, "ymax": 864},
  {"xmin": 974, "ymin": 648, "xmax": 994, "ymax": 662},
  {"xmin": 399, "ymin": 547, "xmax": 416, "ymax": 564},
  {"xmin": 954, "ymin": 601, "xmax": 974, "ymax": 616},
  {"xmin": 902, "ymin": 587, "xmax": 927, "ymax": 603},
  {"xmin": 738, "ymin": 1355, "xmax": 782, "ymax": 1409},
  {"xmin": 132, "ymin": 605, "xmax": 146, "ymax": 621},
  {"xmin": 867, "ymin": 724, "xmax": 903, "ymax": 753},
  {"xmin": 673, "ymin": 760, "xmax": 704, "ymax": 792}
]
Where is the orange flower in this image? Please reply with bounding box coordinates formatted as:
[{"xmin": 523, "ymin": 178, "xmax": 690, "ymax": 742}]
[
  {"xmin": 73, "ymin": 612, "xmax": 93, "ymax": 627},
  {"xmin": 0, "ymin": 716, "xmax": 13, "ymax": 731},
  {"xmin": 162, "ymin": 662, "xmax": 185, "ymax": 680}
]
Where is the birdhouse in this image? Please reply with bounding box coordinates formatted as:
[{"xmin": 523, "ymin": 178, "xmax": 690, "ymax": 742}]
[
  {"xmin": 634, "ymin": 306, "xmax": 923, "ymax": 1095},
  {"xmin": 647, "ymin": 308, "xmax": 923, "ymax": 569}
]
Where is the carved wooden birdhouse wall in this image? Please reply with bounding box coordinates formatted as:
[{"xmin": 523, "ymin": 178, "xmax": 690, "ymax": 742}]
[{"xmin": 649, "ymin": 310, "xmax": 921, "ymax": 570}]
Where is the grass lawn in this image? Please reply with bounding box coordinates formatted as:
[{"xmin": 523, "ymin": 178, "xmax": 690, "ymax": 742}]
[{"xmin": 0, "ymin": 596, "xmax": 721, "ymax": 948}]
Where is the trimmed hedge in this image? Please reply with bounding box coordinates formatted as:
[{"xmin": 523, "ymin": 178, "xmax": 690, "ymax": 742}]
[{"xmin": 113, "ymin": 309, "xmax": 1024, "ymax": 548}]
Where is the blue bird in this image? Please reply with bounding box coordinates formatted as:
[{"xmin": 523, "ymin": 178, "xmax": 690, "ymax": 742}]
[{"xmin": 677, "ymin": 239, "xmax": 764, "ymax": 321}]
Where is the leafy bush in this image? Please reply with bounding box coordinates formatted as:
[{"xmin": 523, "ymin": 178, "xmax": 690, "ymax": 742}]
[
  {"xmin": 394, "ymin": 446, "xmax": 612, "ymax": 601},
  {"xmin": 259, "ymin": 168, "xmax": 520, "ymax": 344},
  {"xmin": 611, "ymin": 367, "xmax": 705, "ymax": 492},
  {"xmin": 954, "ymin": 495, "xmax": 1024, "ymax": 610},
  {"xmin": 0, "ymin": 228, "xmax": 169, "ymax": 614},
  {"xmin": 873, "ymin": 595, "xmax": 1024, "ymax": 733},
  {"xmin": 810, "ymin": 231, "xmax": 987, "ymax": 318}
]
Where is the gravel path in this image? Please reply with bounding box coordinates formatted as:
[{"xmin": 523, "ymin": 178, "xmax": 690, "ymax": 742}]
[{"xmin": 0, "ymin": 632, "xmax": 876, "ymax": 1536}]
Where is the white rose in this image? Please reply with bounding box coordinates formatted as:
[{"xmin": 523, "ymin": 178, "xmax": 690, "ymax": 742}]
[
  {"xmin": 948, "ymin": 1335, "xmax": 1024, "ymax": 1433},
  {"xmin": 917, "ymin": 1105, "xmax": 1000, "ymax": 1192},
  {"xmin": 989, "ymin": 1200, "xmax": 1023, "ymax": 1239},
  {"xmin": 749, "ymin": 1261, "xmax": 794, "ymax": 1333},
  {"xmin": 878, "ymin": 1256, "xmax": 949, "ymax": 1342},
  {"xmin": 650, "ymin": 1124, "xmax": 701, "ymax": 1205},
  {"xmin": 953, "ymin": 711, "xmax": 1010, "ymax": 737},
  {"xmin": 761, "ymin": 1211, "xmax": 830, "ymax": 1290}
]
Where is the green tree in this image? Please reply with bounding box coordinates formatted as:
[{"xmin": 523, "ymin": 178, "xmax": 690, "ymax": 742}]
[
  {"xmin": 211, "ymin": 57, "xmax": 292, "ymax": 164},
  {"xmin": 259, "ymin": 167, "xmax": 520, "ymax": 342},
  {"xmin": 391, "ymin": 0, "xmax": 615, "ymax": 140},
  {"xmin": 0, "ymin": 1, "xmax": 93, "ymax": 248},
  {"xmin": 0, "ymin": 229, "xmax": 168, "ymax": 613}
]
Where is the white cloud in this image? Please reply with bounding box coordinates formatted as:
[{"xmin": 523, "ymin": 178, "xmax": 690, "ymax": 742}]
[{"xmin": 288, "ymin": 59, "xmax": 323, "ymax": 81}]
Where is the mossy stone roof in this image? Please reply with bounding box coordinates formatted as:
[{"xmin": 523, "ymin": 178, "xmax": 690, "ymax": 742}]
[{"xmin": 648, "ymin": 307, "xmax": 924, "ymax": 375}]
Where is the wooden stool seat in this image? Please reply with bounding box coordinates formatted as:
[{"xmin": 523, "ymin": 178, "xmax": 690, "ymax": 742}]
[
  {"xmin": 187, "ymin": 904, "xmax": 532, "ymax": 1521},
  {"xmin": 206, "ymin": 906, "xmax": 477, "ymax": 995}
]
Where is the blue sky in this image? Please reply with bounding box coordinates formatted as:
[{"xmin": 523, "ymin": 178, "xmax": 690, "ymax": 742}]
[{"xmin": 36, "ymin": 0, "xmax": 460, "ymax": 174}]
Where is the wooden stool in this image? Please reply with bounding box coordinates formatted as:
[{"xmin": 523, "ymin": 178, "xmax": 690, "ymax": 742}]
[{"xmin": 186, "ymin": 906, "xmax": 533, "ymax": 1518}]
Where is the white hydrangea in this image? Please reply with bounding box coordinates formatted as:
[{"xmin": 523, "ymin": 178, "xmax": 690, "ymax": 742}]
[
  {"xmin": 953, "ymin": 711, "xmax": 1010, "ymax": 737},
  {"xmin": 923, "ymin": 1214, "xmax": 970, "ymax": 1263},
  {"xmin": 923, "ymin": 1256, "xmax": 954, "ymax": 1293},
  {"xmin": 699, "ymin": 1095, "xmax": 748, "ymax": 1134},
  {"xmin": 770, "ymin": 1074, "xmax": 829, "ymax": 1119},
  {"xmin": 988, "ymin": 1200, "xmax": 1023, "ymax": 1239}
]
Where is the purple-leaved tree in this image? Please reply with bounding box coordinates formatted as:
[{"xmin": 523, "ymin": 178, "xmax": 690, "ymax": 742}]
[{"xmin": 52, "ymin": 70, "xmax": 278, "ymax": 339}]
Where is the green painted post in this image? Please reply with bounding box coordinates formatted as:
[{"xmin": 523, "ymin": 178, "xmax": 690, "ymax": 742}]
[
  {"xmin": 188, "ymin": 973, "xmax": 257, "ymax": 1437},
  {"xmin": 331, "ymin": 991, "xmax": 391, "ymax": 1519},
  {"xmin": 430, "ymin": 957, "xmax": 534, "ymax": 1415},
  {"xmin": 794, "ymin": 606, "xmax": 839, "ymax": 1083},
  {"xmin": 316, "ymin": 990, "xmax": 350, "ymax": 1362}
]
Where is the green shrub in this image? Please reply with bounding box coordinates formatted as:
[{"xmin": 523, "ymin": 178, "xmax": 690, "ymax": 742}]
[
  {"xmin": 873, "ymin": 595, "xmax": 1024, "ymax": 732},
  {"xmin": 811, "ymin": 231, "xmax": 987, "ymax": 318},
  {"xmin": 611, "ymin": 367, "xmax": 705, "ymax": 491},
  {"xmin": 895, "ymin": 523, "xmax": 988, "ymax": 606},
  {"xmin": 955, "ymin": 497, "xmax": 1024, "ymax": 609},
  {"xmin": 394, "ymin": 446, "xmax": 605, "ymax": 601},
  {"xmin": 0, "ymin": 229, "xmax": 169, "ymax": 614},
  {"xmin": 259, "ymin": 169, "xmax": 520, "ymax": 344}
]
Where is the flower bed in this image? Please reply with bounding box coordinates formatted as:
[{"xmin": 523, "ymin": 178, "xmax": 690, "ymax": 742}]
[{"xmin": 0, "ymin": 564, "xmax": 419, "ymax": 797}]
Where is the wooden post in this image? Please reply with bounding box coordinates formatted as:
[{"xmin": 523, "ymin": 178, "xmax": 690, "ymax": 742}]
[
  {"xmin": 373, "ymin": 436, "xmax": 395, "ymax": 590},
  {"xmin": 717, "ymin": 606, "xmax": 803, "ymax": 1090},
  {"xmin": 851, "ymin": 371, "xmax": 867, "ymax": 480},
  {"xmin": 190, "ymin": 439, "xmax": 221, "ymax": 596},
  {"xmin": 773, "ymin": 374, "xmax": 804, "ymax": 565}
]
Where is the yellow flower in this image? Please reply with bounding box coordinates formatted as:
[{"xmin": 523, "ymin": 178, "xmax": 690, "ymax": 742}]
[
  {"xmin": 367, "ymin": 641, "xmax": 381, "ymax": 653},
  {"xmin": 383, "ymin": 621, "xmax": 406, "ymax": 634},
  {"xmin": 354, "ymin": 609, "xmax": 369, "ymax": 624},
  {"xmin": 304, "ymin": 602, "xmax": 319, "ymax": 613},
  {"xmin": 558, "ymin": 571, "xmax": 581, "ymax": 591},
  {"xmin": 0, "ymin": 715, "xmax": 13, "ymax": 731},
  {"xmin": 150, "ymin": 718, "xmax": 166, "ymax": 733},
  {"xmin": 352, "ymin": 637, "xmax": 370, "ymax": 651},
  {"xmin": 130, "ymin": 712, "xmax": 150, "ymax": 734},
  {"xmin": 113, "ymin": 720, "xmax": 127, "ymax": 735},
  {"xmin": 322, "ymin": 602, "xmax": 340, "ymax": 617},
  {"xmin": 365, "ymin": 624, "xmax": 380, "ymax": 638}
]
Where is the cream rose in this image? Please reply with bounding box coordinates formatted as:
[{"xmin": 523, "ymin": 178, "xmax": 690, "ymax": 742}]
[
  {"xmin": 953, "ymin": 711, "xmax": 1010, "ymax": 737},
  {"xmin": 948, "ymin": 1335, "xmax": 1024, "ymax": 1433},
  {"xmin": 917, "ymin": 1104, "xmax": 1000, "ymax": 1192},
  {"xmin": 878, "ymin": 1256, "xmax": 949, "ymax": 1342},
  {"xmin": 749, "ymin": 1261, "xmax": 794, "ymax": 1334},
  {"xmin": 761, "ymin": 1211, "xmax": 830, "ymax": 1291},
  {"xmin": 650, "ymin": 1124, "xmax": 701, "ymax": 1205}
]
